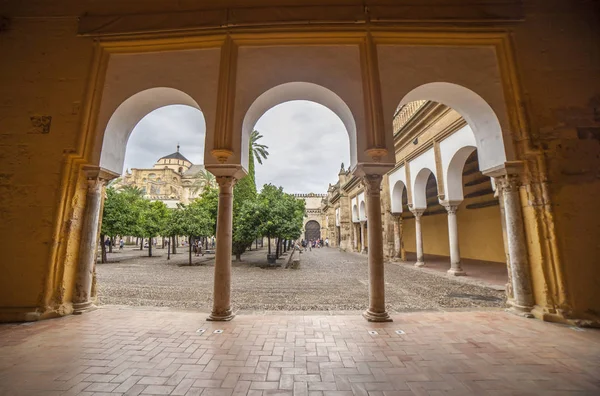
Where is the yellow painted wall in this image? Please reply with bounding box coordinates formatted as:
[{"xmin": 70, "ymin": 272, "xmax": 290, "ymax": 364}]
[{"xmin": 401, "ymin": 204, "xmax": 504, "ymax": 263}]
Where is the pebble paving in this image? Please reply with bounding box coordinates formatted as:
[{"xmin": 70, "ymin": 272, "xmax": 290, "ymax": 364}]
[{"xmin": 97, "ymin": 246, "xmax": 506, "ymax": 313}]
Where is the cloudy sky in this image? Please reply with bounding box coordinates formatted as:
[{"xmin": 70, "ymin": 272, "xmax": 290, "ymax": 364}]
[{"xmin": 124, "ymin": 101, "xmax": 350, "ymax": 193}]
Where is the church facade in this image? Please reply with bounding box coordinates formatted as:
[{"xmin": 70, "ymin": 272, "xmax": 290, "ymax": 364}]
[{"xmin": 114, "ymin": 147, "xmax": 206, "ymax": 208}]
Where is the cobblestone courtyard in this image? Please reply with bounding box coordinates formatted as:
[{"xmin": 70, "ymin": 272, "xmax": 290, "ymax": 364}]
[{"xmin": 97, "ymin": 247, "xmax": 505, "ymax": 313}]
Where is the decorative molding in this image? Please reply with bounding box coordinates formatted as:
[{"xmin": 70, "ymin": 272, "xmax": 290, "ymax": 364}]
[
  {"xmin": 362, "ymin": 174, "xmax": 383, "ymax": 197},
  {"xmin": 29, "ymin": 115, "xmax": 52, "ymax": 134}
]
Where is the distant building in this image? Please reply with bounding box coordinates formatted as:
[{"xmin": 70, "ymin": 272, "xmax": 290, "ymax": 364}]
[{"xmin": 114, "ymin": 145, "xmax": 206, "ymax": 208}]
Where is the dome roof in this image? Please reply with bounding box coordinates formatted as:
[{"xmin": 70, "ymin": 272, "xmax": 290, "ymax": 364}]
[{"xmin": 159, "ymin": 145, "xmax": 191, "ymax": 163}]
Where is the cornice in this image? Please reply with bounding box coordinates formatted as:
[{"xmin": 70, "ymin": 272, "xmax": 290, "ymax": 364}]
[{"xmin": 76, "ymin": 4, "xmax": 523, "ymax": 37}]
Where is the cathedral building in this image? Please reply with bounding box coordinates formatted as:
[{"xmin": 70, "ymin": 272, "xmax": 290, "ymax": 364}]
[{"xmin": 115, "ymin": 146, "xmax": 206, "ymax": 208}]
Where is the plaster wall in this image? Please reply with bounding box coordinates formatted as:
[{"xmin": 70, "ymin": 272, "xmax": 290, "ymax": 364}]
[
  {"xmin": 401, "ymin": 204, "xmax": 504, "ymax": 263},
  {"xmin": 510, "ymin": 1, "xmax": 600, "ymax": 319},
  {"xmin": 0, "ymin": 17, "xmax": 93, "ymax": 314}
]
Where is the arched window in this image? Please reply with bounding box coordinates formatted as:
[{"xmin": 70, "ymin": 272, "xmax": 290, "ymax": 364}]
[{"xmin": 178, "ymin": 167, "xmax": 183, "ymax": 173}]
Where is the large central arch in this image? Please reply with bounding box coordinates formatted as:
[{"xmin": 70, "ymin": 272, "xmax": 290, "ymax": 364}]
[{"xmin": 241, "ymin": 82, "xmax": 357, "ymax": 172}]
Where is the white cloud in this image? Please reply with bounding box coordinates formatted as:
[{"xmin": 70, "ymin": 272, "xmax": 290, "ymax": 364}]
[{"xmin": 123, "ymin": 101, "xmax": 350, "ymax": 193}]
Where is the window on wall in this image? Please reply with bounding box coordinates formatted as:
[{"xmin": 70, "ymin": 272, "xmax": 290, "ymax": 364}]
[{"xmin": 178, "ymin": 167, "xmax": 183, "ymax": 173}]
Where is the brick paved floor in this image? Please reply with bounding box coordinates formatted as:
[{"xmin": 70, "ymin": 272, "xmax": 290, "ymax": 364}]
[{"xmin": 1, "ymin": 308, "xmax": 599, "ymax": 395}]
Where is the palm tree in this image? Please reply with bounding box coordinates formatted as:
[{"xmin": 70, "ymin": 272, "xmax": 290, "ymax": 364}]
[
  {"xmin": 192, "ymin": 169, "xmax": 217, "ymax": 194},
  {"xmin": 120, "ymin": 184, "xmax": 145, "ymax": 197},
  {"xmin": 251, "ymin": 130, "xmax": 269, "ymax": 165}
]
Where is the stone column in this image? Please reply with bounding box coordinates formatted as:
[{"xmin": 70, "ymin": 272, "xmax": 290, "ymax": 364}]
[
  {"xmin": 359, "ymin": 222, "xmax": 364, "ymax": 252},
  {"xmin": 73, "ymin": 176, "xmax": 106, "ymax": 314},
  {"xmin": 443, "ymin": 203, "xmax": 466, "ymax": 276},
  {"xmin": 411, "ymin": 209, "xmax": 425, "ymax": 267},
  {"xmin": 496, "ymin": 175, "xmax": 534, "ymax": 316},
  {"xmin": 208, "ymin": 176, "xmax": 236, "ymax": 321},
  {"xmin": 362, "ymin": 175, "xmax": 392, "ymax": 322},
  {"xmin": 392, "ymin": 214, "xmax": 406, "ymax": 261}
]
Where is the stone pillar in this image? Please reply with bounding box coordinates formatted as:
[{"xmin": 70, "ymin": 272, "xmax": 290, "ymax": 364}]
[
  {"xmin": 208, "ymin": 176, "xmax": 236, "ymax": 321},
  {"xmin": 497, "ymin": 187, "xmax": 514, "ymax": 301},
  {"xmin": 362, "ymin": 175, "xmax": 392, "ymax": 322},
  {"xmin": 392, "ymin": 214, "xmax": 406, "ymax": 261},
  {"xmin": 73, "ymin": 176, "xmax": 106, "ymax": 314},
  {"xmin": 411, "ymin": 209, "xmax": 425, "ymax": 267},
  {"xmin": 359, "ymin": 222, "xmax": 364, "ymax": 252},
  {"xmin": 496, "ymin": 175, "xmax": 534, "ymax": 316},
  {"xmin": 443, "ymin": 203, "xmax": 466, "ymax": 276}
]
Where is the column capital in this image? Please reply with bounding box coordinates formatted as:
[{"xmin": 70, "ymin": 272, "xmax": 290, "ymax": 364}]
[
  {"xmin": 361, "ymin": 174, "xmax": 383, "ymax": 197},
  {"xmin": 441, "ymin": 201, "xmax": 461, "ymax": 215},
  {"xmin": 410, "ymin": 208, "xmax": 425, "ymax": 218},
  {"xmin": 494, "ymin": 173, "xmax": 521, "ymax": 194},
  {"xmin": 216, "ymin": 176, "xmax": 236, "ymax": 190}
]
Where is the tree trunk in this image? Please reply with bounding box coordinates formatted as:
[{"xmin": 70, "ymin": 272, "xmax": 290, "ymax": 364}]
[
  {"xmin": 136, "ymin": 237, "xmax": 138, "ymax": 247},
  {"xmin": 236, "ymin": 253, "xmax": 241, "ymax": 261},
  {"xmin": 108, "ymin": 236, "xmax": 113, "ymax": 253},
  {"xmin": 148, "ymin": 239, "xmax": 152, "ymax": 257},
  {"xmin": 189, "ymin": 236, "xmax": 193, "ymax": 266},
  {"xmin": 140, "ymin": 237, "xmax": 144, "ymax": 250},
  {"xmin": 162, "ymin": 236, "xmax": 165, "ymax": 249},
  {"xmin": 275, "ymin": 237, "xmax": 280, "ymax": 258},
  {"xmin": 268, "ymin": 237, "xmax": 271, "ymax": 255},
  {"xmin": 101, "ymin": 234, "xmax": 107, "ymax": 263},
  {"xmin": 172, "ymin": 236, "xmax": 177, "ymax": 254}
]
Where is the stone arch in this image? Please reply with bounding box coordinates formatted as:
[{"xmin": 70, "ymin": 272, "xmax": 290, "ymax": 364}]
[
  {"xmin": 439, "ymin": 125, "xmax": 478, "ymax": 202},
  {"xmin": 390, "ymin": 180, "xmax": 408, "ymax": 213},
  {"xmin": 241, "ymin": 82, "xmax": 357, "ymax": 172},
  {"xmin": 399, "ymin": 82, "xmax": 508, "ymax": 173},
  {"xmin": 352, "ymin": 204, "xmax": 359, "ymax": 223},
  {"xmin": 99, "ymin": 87, "xmax": 203, "ymax": 175},
  {"xmin": 412, "ymin": 168, "xmax": 438, "ymax": 210},
  {"xmin": 359, "ymin": 201, "xmax": 366, "ymax": 221}
]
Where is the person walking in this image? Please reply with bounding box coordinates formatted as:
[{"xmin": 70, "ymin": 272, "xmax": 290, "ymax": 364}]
[{"xmin": 119, "ymin": 238, "xmax": 124, "ymax": 250}]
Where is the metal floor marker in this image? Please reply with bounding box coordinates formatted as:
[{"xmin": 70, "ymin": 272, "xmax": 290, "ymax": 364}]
[{"xmin": 213, "ymin": 329, "xmax": 224, "ymax": 334}]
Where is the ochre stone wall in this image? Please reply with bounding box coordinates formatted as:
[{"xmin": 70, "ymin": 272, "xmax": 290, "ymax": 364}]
[
  {"xmin": 511, "ymin": 2, "xmax": 600, "ymax": 321},
  {"xmin": 0, "ymin": 17, "xmax": 94, "ymax": 318}
]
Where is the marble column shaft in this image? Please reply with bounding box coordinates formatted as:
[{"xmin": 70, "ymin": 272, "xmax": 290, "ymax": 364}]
[
  {"xmin": 497, "ymin": 175, "xmax": 534, "ymax": 315},
  {"xmin": 444, "ymin": 203, "xmax": 466, "ymax": 276},
  {"xmin": 362, "ymin": 175, "xmax": 392, "ymax": 322},
  {"xmin": 208, "ymin": 176, "xmax": 235, "ymax": 321},
  {"xmin": 412, "ymin": 209, "xmax": 425, "ymax": 267},
  {"xmin": 73, "ymin": 177, "xmax": 105, "ymax": 314}
]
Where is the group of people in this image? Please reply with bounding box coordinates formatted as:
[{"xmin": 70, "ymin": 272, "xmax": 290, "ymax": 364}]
[
  {"xmin": 300, "ymin": 238, "xmax": 328, "ymax": 251},
  {"xmin": 193, "ymin": 240, "xmax": 204, "ymax": 257},
  {"xmin": 104, "ymin": 238, "xmax": 125, "ymax": 250}
]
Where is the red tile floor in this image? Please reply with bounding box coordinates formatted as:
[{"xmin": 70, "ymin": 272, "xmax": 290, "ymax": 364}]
[{"xmin": 1, "ymin": 307, "xmax": 599, "ymax": 395}]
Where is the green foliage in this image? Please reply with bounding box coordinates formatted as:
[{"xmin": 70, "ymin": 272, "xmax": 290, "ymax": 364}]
[
  {"xmin": 179, "ymin": 199, "xmax": 215, "ymax": 239},
  {"xmin": 101, "ymin": 187, "xmax": 144, "ymax": 238},
  {"xmin": 195, "ymin": 186, "xmax": 219, "ymax": 235},
  {"xmin": 250, "ymin": 130, "xmax": 269, "ymax": 165},
  {"xmin": 191, "ymin": 169, "xmax": 217, "ymax": 195},
  {"xmin": 138, "ymin": 200, "xmax": 169, "ymax": 239},
  {"xmin": 256, "ymin": 184, "xmax": 305, "ymax": 241}
]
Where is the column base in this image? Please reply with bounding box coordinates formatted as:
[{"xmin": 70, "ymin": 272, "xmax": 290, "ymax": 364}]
[
  {"xmin": 72, "ymin": 301, "xmax": 97, "ymax": 315},
  {"xmin": 414, "ymin": 261, "xmax": 425, "ymax": 267},
  {"xmin": 506, "ymin": 304, "xmax": 534, "ymax": 318},
  {"xmin": 362, "ymin": 309, "xmax": 393, "ymax": 322},
  {"xmin": 207, "ymin": 309, "xmax": 235, "ymax": 321},
  {"xmin": 447, "ymin": 268, "xmax": 467, "ymax": 276}
]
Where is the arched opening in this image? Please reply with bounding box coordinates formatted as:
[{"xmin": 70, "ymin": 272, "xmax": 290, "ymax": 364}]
[
  {"xmin": 99, "ymin": 87, "xmax": 202, "ymax": 175},
  {"xmin": 241, "ymin": 82, "xmax": 357, "ymax": 173},
  {"xmin": 89, "ymin": 89, "xmax": 209, "ymax": 310},
  {"xmin": 359, "ymin": 201, "xmax": 366, "ymax": 220},
  {"xmin": 391, "ymin": 94, "xmax": 508, "ymax": 287},
  {"xmin": 398, "ymin": 82, "xmax": 510, "ymax": 173},
  {"xmin": 304, "ymin": 220, "xmax": 321, "ymax": 242}
]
